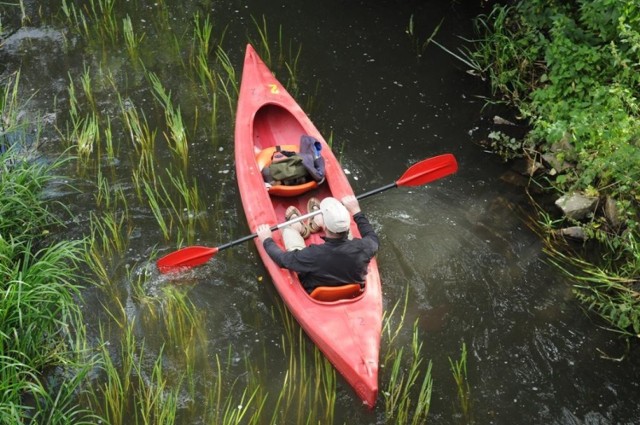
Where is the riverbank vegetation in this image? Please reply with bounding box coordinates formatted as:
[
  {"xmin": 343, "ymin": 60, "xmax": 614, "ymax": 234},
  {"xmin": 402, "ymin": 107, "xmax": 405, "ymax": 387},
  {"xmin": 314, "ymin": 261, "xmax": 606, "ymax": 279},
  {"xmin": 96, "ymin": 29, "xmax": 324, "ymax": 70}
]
[{"xmin": 462, "ymin": 0, "xmax": 640, "ymax": 340}]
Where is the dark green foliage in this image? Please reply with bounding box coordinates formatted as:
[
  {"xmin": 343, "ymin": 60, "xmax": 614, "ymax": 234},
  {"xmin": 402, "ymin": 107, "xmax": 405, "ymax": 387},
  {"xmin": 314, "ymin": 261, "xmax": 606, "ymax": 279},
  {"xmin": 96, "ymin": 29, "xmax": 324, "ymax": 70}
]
[{"xmin": 470, "ymin": 0, "xmax": 640, "ymax": 337}]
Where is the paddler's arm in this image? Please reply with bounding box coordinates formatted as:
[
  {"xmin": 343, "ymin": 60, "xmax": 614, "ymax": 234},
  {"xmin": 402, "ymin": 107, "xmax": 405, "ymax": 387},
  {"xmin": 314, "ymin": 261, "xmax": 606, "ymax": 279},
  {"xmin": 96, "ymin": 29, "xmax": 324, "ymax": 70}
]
[
  {"xmin": 341, "ymin": 196, "xmax": 379, "ymax": 252},
  {"xmin": 256, "ymin": 224, "xmax": 281, "ymax": 260},
  {"xmin": 353, "ymin": 213, "xmax": 379, "ymax": 251},
  {"xmin": 256, "ymin": 224, "xmax": 310, "ymax": 271}
]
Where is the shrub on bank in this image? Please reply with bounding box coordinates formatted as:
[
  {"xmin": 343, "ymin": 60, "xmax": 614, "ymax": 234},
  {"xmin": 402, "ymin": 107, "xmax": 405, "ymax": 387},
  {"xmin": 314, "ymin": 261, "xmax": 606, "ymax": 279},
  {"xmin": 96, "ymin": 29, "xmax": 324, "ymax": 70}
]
[{"xmin": 468, "ymin": 0, "xmax": 640, "ymax": 337}]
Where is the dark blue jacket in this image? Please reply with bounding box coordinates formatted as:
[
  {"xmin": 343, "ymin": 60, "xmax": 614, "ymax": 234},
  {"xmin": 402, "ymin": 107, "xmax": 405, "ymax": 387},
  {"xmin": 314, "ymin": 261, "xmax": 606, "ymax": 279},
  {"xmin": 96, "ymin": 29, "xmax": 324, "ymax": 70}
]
[{"xmin": 299, "ymin": 135, "xmax": 325, "ymax": 182}]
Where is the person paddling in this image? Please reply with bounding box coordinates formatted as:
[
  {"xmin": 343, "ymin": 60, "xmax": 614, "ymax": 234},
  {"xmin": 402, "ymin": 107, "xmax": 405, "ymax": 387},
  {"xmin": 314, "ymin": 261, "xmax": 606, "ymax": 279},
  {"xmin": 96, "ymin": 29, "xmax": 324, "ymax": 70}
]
[{"xmin": 256, "ymin": 195, "xmax": 379, "ymax": 293}]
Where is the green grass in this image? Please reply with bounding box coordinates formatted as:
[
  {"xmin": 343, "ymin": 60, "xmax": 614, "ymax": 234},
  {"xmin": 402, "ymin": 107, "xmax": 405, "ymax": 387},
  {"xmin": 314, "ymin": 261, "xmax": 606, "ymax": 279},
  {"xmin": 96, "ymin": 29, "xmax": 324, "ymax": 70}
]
[
  {"xmin": 381, "ymin": 292, "xmax": 434, "ymax": 424},
  {"xmin": 123, "ymin": 14, "xmax": 144, "ymax": 64},
  {"xmin": 0, "ymin": 147, "xmax": 95, "ymax": 424},
  {"xmin": 191, "ymin": 12, "xmax": 217, "ymax": 91},
  {"xmin": 148, "ymin": 71, "xmax": 189, "ymax": 170},
  {"xmin": 449, "ymin": 342, "xmax": 472, "ymax": 423}
]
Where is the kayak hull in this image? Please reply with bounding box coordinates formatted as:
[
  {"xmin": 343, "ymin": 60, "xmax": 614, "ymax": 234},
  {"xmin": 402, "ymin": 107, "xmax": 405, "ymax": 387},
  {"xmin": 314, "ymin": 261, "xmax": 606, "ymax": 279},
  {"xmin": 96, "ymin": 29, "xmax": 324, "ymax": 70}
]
[{"xmin": 234, "ymin": 44, "xmax": 382, "ymax": 408}]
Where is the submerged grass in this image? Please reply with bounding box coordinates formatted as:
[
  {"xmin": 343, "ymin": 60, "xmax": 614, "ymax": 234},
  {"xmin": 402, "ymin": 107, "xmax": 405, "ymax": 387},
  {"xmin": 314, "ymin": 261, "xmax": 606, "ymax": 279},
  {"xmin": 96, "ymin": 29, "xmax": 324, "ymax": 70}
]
[
  {"xmin": 90, "ymin": 322, "xmax": 180, "ymax": 425},
  {"xmin": 265, "ymin": 302, "xmax": 337, "ymax": 424},
  {"xmin": 191, "ymin": 12, "xmax": 217, "ymax": 91},
  {"xmin": 382, "ymin": 291, "xmax": 433, "ymax": 424},
  {"xmin": 61, "ymin": 0, "xmax": 119, "ymax": 45},
  {"xmin": 449, "ymin": 342, "xmax": 472, "ymax": 423},
  {"xmin": 148, "ymin": 71, "xmax": 189, "ymax": 170},
  {"xmin": 122, "ymin": 15, "xmax": 144, "ymax": 64}
]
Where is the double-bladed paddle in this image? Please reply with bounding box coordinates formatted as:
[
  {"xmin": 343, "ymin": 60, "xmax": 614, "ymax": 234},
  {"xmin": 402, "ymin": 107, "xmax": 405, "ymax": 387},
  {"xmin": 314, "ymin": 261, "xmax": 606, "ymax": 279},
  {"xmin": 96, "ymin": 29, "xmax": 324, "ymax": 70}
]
[{"xmin": 156, "ymin": 153, "xmax": 458, "ymax": 273}]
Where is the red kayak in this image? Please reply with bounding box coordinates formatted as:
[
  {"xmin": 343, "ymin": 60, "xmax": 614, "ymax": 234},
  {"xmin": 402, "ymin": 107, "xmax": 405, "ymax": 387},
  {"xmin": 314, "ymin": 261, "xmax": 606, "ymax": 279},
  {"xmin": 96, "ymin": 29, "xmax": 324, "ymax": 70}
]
[{"xmin": 234, "ymin": 44, "xmax": 382, "ymax": 408}]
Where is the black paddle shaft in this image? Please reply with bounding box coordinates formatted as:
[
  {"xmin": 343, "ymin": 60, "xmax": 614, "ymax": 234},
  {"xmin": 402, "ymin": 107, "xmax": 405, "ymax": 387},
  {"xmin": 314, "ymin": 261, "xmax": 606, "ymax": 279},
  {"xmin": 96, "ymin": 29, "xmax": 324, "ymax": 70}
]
[
  {"xmin": 356, "ymin": 182, "xmax": 398, "ymax": 201},
  {"xmin": 219, "ymin": 182, "xmax": 396, "ymax": 252}
]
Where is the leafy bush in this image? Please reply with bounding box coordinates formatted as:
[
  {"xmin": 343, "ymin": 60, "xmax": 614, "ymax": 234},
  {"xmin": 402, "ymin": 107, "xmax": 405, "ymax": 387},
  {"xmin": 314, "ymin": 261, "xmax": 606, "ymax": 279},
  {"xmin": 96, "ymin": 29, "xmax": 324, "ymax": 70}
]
[{"xmin": 469, "ymin": 0, "xmax": 640, "ymax": 337}]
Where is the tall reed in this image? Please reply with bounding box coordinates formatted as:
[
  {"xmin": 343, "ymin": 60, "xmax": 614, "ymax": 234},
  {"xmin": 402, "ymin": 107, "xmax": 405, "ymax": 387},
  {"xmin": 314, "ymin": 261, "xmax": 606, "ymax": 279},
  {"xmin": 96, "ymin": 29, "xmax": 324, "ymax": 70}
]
[
  {"xmin": 148, "ymin": 71, "xmax": 189, "ymax": 170},
  {"xmin": 265, "ymin": 301, "xmax": 337, "ymax": 424},
  {"xmin": 191, "ymin": 13, "xmax": 216, "ymax": 91},
  {"xmin": 449, "ymin": 342, "xmax": 473, "ymax": 423},
  {"xmin": 61, "ymin": 0, "xmax": 120, "ymax": 45},
  {"xmin": 90, "ymin": 322, "xmax": 180, "ymax": 425},
  {"xmin": 123, "ymin": 15, "xmax": 144, "ymax": 64},
  {"xmin": 80, "ymin": 64, "xmax": 97, "ymax": 112},
  {"xmin": 215, "ymin": 46, "xmax": 239, "ymax": 118},
  {"xmin": 0, "ymin": 146, "xmax": 94, "ymax": 424},
  {"xmin": 382, "ymin": 292, "xmax": 433, "ymax": 424}
]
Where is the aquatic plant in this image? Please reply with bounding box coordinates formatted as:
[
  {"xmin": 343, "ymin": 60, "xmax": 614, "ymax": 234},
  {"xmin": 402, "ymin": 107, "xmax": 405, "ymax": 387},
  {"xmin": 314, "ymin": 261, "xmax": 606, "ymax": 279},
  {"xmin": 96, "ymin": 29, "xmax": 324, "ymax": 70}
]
[
  {"xmin": 65, "ymin": 72, "xmax": 100, "ymax": 165},
  {"xmin": 148, "ymin": 71, "xmax": 189, "ymax": 170},
  {"xmin": 449, "ymin": 342, "xmax": 472, "ymax": 423},
  {"xmin": 249, "ymin": 15, "xmax": 303, "ymax": 95},
  {"xmin": 191, "ymin": 13, "xmax": 216, "ymax": 90},
  {"xmin": 90, "ymin": 210, "xmax": 131, "ymax": 258},
  {"xmin": 103, "ymin": 116, "xmax": 116, "ymax": 163},
  {"xmin": 1, "ymin": 71, "xmax": 21, "ymax": 128},
  {"xmin": 215, "ymin": 45, "xmax": 239, "ymax": 117},
  {"xmin": 61, "ymin": 0, "xmax": 119, "ymax": 44},
  {"xmin": 251, "ymin": 15, "xmax": 273, "ymax": 66},
  {"xmin": 406, "ymin": 14, "xmax": 447, "ymax": 63},
  {"xmin": 381, "ymin": 293, "xmax": 433, "ymax": 425},
  {"xmin": 143, "ymin": 179, "xmax": 172, "ymax": 240},
  {"xmin": 80, "ymin": 64, "xmax": 97, "ymax": 112},
  {"xmin": 90, "ymin": 322, "xmax": 180, "ymax": 425},
  {"xmin": 537, "ymin": 217, "xmax": 640, "ymax": 339},
  {"xmin": 263, "ymin": 301, "xmax": 337, "ymax": 424},
  {"xmin": 0, "ymin": 138, "xmax": 95, "ymax": 423},
  {"xmin": 122, "ymin": 15, "xmax": 145, "ymax": 63},
  {"xmin": 140, "ymin": 167, "xmax": 205, "ymax": 244}
]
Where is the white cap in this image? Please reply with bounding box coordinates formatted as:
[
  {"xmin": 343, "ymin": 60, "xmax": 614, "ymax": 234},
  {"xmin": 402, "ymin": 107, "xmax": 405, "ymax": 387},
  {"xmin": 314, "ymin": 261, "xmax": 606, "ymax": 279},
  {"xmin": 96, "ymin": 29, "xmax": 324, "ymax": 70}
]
[{"xmin": 320, "ymin": 197, "xmax": 350, "ymax": 233}]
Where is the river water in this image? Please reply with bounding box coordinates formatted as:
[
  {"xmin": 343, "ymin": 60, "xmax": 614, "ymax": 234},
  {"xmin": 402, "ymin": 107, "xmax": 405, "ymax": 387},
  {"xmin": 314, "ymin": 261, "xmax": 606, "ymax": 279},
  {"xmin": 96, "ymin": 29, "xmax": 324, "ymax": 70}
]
[{"xmin": 2, "ymin": 0, "xmax": 639, "ymax": 424}]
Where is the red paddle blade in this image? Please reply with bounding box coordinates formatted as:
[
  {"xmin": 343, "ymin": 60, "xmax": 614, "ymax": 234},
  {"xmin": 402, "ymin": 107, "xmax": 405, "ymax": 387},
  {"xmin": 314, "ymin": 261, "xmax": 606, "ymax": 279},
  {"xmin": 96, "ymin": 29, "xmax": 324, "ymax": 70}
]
[
  {"xmin": 157, "ymin": 246, "xmax": 219, "ymax": 273},
  {"xmin": 396, "ymin": 154, "xmax": 458, "ymax": 187}
]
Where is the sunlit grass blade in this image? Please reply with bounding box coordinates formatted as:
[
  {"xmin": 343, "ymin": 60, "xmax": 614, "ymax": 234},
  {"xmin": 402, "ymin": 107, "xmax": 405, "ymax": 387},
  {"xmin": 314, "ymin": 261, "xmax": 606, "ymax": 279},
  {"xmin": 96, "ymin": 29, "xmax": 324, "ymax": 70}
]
[
  {"xmin": 382, "ymin": 291, "xmax": 433, "ymax": 424},
  {"xmin": 123, "ymin": 15, "xmax": 145, "ymax": 63},
  {"xmin": 449, "ymin": 342, "xmax": 472, "ymax": 422},
  {"xmin": 148, "ymin": 71, "xmax": 189, "ymax": 169},
  {"xmin": 143, "ymin": 180, "xmax": 172, "ymax": 240},
  {"xmin": 80, "ymin": 64, "xmax": 96, "ymax": 112}
]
